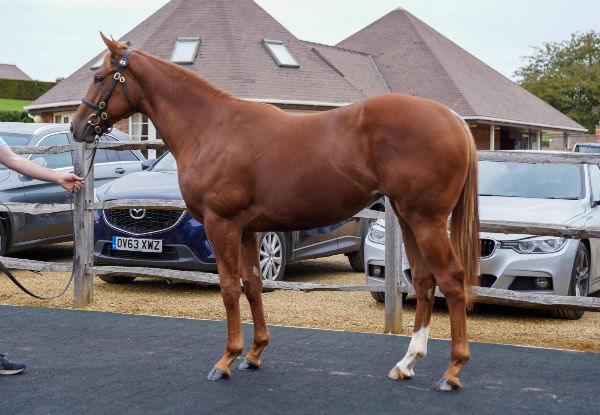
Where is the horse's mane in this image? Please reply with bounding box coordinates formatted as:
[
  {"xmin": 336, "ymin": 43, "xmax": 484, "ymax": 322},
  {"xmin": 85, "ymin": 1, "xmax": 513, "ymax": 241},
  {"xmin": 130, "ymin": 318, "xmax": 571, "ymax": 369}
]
[{"xmin": 133, "ymin": 49, "xmax": 233, "ymax": 99}]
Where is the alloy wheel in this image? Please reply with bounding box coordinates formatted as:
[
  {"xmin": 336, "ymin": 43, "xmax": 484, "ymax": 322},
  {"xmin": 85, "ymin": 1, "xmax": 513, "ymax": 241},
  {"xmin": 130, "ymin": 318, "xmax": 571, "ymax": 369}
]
[{"xmin": 259, "ymin": 232, "xmax": 283, "ymax": 280}]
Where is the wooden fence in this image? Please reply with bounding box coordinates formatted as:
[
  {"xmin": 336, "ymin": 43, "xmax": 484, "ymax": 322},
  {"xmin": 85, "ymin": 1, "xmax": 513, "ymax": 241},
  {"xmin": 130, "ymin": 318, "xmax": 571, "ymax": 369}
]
[{"xmin": 1, "ymin": 142, "xmax": 600, "ymax": 333}]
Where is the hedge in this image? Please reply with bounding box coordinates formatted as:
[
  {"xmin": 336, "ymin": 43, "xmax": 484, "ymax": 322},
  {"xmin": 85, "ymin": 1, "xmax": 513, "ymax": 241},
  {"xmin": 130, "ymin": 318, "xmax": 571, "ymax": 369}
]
[
  {"xmin": 0, "ymin": 110, "xmax": 33, "ymax": 122},
  {"xmin": 0, "ymin": 78, "xmax": 56, "ymax": 100}
]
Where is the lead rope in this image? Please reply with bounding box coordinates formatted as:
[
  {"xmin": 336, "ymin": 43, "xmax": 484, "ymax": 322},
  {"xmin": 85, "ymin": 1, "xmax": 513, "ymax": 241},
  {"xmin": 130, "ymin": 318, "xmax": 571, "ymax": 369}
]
[{"xmin": 0, "ymin": 137, "xmax": 99, "ymax": 299}]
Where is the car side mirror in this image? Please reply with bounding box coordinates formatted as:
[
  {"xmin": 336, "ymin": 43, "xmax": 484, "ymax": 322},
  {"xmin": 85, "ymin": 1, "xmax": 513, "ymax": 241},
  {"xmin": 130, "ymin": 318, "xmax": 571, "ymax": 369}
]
[{"xmin": 141, "ymin": 158, "xmax": 158, "ymax": 170}]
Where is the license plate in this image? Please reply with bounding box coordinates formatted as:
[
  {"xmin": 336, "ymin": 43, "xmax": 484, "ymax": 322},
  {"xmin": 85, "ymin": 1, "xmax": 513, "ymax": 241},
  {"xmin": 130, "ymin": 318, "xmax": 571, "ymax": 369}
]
[{"xmin": 112, "ymin": 236, "xmax": 163, "ymax": 253}]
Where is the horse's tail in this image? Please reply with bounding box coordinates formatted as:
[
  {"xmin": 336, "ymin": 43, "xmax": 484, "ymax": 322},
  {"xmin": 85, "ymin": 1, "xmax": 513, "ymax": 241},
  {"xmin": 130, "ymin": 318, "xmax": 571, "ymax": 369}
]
[{"xmin": 450, "ymin": 120, "xmax": 480, "ymax": 309}]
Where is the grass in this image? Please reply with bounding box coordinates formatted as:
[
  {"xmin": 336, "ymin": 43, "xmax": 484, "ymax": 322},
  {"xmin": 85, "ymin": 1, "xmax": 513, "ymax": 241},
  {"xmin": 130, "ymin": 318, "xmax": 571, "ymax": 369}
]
[{"xmin": 0, "ymin": 98, "xmax": 32, "ymax": 111}]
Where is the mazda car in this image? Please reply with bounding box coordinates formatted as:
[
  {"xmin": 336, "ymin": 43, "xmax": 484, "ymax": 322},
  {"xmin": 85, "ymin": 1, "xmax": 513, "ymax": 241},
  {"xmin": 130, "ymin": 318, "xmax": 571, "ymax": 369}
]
[{"xmin": 94, "ymin": 151, "xmax": 381, "ymax": 282}]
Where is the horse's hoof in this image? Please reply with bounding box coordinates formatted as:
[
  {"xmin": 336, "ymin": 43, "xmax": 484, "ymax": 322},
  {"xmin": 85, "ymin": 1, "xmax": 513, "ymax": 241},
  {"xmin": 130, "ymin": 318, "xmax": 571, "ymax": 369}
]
[
  {"xmin": 435, "ymin": 376, "xmax": 461, "ymax": 391},
  {"xmin": 207, "ymin": 367, "xmax": 230, "ymax": 381},
  {"xmin": 238, "ymin": 358, "xmax": 260, "ymax": 371},
  {"xmin": 387, "ymin": 365, "xmax": 412, "ymax": 380}
]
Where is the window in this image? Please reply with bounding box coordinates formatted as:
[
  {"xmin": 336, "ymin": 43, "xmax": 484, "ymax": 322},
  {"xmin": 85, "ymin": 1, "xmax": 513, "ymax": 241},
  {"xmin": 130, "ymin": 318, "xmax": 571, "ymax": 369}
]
[
  {"xmin": 54, "ymin": 112, "xmax": 73, "ymax": 124},
  {"xmin": 130, "ymin": 113, "xmax": 164, "ymax": 159},
  {"xmin": 263, "ymin": 40, "xmax": 299, "ymax": 68},
  {"xmin": 36, "ymin": 133, "xmax": 72, "ymax": 169},
  {"xmin": 170, "ymin": 37, "xmax": 200, "ymax": 64},
  {"xmin": 90, "ymin": 54, "xmax": 106, "ymax": 70}
]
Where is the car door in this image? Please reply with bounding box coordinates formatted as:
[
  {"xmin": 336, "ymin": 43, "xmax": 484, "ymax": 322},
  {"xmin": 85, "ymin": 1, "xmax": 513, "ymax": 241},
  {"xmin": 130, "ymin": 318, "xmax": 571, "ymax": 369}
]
[
  {"xmin": 586, "ymin": 164, "xmax": 600, "ymax": 290},
  {"xmin": 20, "ymin": 131, "xmax": 74, "ymax": 241},
  {"xmin": 91, "ymin": 134, "xmax": 143, "ymax": 188}
]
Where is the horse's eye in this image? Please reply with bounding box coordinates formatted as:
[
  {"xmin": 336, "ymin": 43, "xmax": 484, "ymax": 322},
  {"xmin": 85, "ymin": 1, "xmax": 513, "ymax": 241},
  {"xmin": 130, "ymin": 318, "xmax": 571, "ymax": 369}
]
[{"xmin": 94, "ymin": 75, "xmax": 105, "ymax": 84}]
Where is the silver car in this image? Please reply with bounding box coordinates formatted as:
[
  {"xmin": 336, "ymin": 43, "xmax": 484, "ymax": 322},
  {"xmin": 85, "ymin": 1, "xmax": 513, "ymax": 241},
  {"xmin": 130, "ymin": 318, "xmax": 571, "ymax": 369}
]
[
  {"xmin": 0, "ymin": 122, "xmax": 144, "ymax": 255},
  {"xmin": 365, "ymin": 160, "xmax": 600, "ymax": 319}
]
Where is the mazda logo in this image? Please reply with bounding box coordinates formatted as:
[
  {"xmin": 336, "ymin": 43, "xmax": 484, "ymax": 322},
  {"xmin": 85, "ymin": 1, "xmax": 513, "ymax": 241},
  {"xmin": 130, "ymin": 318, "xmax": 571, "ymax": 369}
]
[{"xmin": 130, "ymin": 209, "xmax": 146, "ymax": 220}]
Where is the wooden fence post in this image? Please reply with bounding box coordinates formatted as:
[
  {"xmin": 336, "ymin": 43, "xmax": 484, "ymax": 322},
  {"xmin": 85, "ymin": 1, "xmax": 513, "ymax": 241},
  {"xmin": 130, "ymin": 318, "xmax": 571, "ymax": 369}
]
[
  {"xmin": 384, "ymin": 197, "xmax": 402, "ymax": 333},
  {"xmin": 72, "ymin": 142, "xmax": 94, "ymax": 306}
]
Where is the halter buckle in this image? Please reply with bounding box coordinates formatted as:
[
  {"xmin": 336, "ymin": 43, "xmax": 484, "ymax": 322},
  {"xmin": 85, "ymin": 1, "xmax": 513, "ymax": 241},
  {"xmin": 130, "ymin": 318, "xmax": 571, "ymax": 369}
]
[
  {"xmin": 99, "ymin": 101, "xmax": 106, "ymax": 109},
  {"xmin": 119, "ymin": 76, "xmax": 125, "ymax": 83},
  {"xmin": 113, "ymin": 72, "xmax": 121, "ymax": 80}
]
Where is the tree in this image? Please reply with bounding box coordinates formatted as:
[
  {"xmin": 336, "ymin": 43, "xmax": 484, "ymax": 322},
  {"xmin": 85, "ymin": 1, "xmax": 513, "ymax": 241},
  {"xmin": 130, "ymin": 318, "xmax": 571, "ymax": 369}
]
[{"xmin": 514, "ymin": 30, "xmax": 600, "ymax": 133}]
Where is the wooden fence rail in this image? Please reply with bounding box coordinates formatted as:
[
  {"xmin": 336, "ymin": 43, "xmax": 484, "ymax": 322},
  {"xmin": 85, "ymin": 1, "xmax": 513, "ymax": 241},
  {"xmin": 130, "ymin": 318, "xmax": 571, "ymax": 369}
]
[{"xmin": 4, "ymin": 143, "xmax": 600, "ymax": 333}]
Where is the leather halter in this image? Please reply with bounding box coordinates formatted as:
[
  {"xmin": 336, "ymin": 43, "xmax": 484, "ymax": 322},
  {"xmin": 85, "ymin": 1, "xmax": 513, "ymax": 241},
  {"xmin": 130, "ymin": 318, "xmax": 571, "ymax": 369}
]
[{"xmin": 81, "ymin": 49, "xmax": 135, "ymax": 137}]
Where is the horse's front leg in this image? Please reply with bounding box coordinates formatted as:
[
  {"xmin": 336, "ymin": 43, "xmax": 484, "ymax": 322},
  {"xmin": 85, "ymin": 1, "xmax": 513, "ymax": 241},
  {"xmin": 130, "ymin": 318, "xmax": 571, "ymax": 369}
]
[
  {"xmin": 204, "ymin": 214, "xmax": 244, "ymax": 381},
  {"xmin": 238, "ymin": 231, "xmax": 270, "ymax": 371}
]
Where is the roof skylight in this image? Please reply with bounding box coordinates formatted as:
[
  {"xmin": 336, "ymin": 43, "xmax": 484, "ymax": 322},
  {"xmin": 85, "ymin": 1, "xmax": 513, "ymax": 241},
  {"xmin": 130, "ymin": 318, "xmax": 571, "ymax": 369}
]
[
  {"xmin": 170, "ymin": 37, "xmax": 201, "ymax": 64},
  {"xmin": 90, "ymin": 55, "xmax": 105, "ymax": 70},
  {"xmin": 263, "ymin": 40, "xmax": 299, "ymax": 68}
]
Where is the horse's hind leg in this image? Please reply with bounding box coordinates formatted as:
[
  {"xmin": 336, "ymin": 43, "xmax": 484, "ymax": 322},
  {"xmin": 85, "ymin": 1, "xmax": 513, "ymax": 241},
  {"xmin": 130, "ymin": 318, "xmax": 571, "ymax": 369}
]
[
  {"xmin": 410, "ymin": 220, "xmax": 470, "ymax": 391},
  {"xmin": 203, "ymin": 214, "xmax": 245, "ymax": 381},
  {"xmin": 238, "ymin": 231, "xmax": 270, "ymax": 371},
  {"xmin": 388, "ymin": 218, "xmax": 436, "ymax": 380}
]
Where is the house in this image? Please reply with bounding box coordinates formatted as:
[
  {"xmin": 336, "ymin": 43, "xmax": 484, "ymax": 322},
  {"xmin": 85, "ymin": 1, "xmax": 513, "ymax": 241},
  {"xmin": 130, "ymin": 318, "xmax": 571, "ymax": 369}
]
[
  {"xmin": 25, "ymin": 0, "xmax": 586, "ymax": 153},
  {"xmin": 0, "ymin": 64, "xmax": 32, "ymax": 81}
]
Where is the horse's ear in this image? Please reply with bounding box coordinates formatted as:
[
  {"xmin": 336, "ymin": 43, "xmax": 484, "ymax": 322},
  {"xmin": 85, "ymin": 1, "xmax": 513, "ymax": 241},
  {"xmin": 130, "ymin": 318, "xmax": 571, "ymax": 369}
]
[{"xmin": 100, "ymin": 32, "xmax": 126, "ymax": 55}]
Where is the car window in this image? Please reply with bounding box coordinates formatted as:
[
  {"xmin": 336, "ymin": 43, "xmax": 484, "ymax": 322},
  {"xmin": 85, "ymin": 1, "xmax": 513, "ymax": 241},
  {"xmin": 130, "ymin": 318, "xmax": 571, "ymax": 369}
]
[
  {"xmin": 152, "ymin": 151, "xmax": 177, "ymax": 171},
  {"xmin": 0, "ymin": 133, "xmax": 31, "ymax": 170},
  {"xmin": 590, "ymin": 165, "xmax": 600, "ymax": 202},
  {"xmin": 103, "ymin": 135, "xmax": 141, "ymax": 162},
  {"xmin": 479, "ymin": 161, "xmax": 584, "ymax": 200},
  {"xmin": 36, "ymin": 133, "xmax": 72, "ymax": 169}
]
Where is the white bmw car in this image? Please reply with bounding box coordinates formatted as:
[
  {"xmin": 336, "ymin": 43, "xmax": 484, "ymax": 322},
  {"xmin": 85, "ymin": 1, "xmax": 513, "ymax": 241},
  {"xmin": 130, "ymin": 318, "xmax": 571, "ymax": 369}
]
[{"xmin": 365, "ymin": 160, "xmax": 600, "ymax": 319}]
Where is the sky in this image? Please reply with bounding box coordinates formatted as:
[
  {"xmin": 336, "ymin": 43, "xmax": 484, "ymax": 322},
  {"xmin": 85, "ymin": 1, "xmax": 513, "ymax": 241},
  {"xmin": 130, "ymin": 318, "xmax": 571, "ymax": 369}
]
[{"xmin": 1, "ymin": 0, "xmax": 599, "ymax": 83}]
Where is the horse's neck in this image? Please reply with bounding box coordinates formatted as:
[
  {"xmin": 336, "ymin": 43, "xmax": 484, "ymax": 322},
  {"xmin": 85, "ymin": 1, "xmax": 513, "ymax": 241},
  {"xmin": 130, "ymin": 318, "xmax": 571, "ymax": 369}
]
[{"xmin": 133, "ymin": 55, "xmax": 231, "ymax": 157}]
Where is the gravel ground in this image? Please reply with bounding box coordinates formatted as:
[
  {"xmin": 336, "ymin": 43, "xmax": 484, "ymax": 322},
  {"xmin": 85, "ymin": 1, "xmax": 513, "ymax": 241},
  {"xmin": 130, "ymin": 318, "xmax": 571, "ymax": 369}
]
[{"xmin": 1, "ymin": 243, "xmax": 599, "ymax": 353}]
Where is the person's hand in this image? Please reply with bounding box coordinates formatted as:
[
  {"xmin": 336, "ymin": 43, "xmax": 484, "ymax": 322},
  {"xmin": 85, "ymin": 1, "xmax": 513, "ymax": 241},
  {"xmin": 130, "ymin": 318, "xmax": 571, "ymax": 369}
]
[{"xmin": 57, "ymin": 173, "xmax": 85, "ymax": 193}]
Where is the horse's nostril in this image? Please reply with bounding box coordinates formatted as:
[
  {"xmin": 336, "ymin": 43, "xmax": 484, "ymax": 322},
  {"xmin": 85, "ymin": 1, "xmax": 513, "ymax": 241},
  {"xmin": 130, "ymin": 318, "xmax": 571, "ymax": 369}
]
[{"xmin": 70, "ymin": 123, "xmax": 74, "ymax": 133}]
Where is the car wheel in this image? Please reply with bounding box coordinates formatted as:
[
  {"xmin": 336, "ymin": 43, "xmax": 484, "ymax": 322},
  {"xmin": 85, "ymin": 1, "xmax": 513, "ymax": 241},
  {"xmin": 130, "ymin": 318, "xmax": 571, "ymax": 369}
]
[
  {"xmin": 370, "ymin": 291, "xmax": 407, "ymax": 303},
  {"xmin": 259, "ymin": 232, "xmax": 287, "ymax": 281},
  {"xmin": 0, "ymin": 223, "xmax": 7, "ymax": 256},
  {"xmin": 348, "ymin": 216, "xmax": 380, "ymax": 272},
  {"xmin": 551, "ymin": 242, "xmax": 589, "ymax": 320},
  {"xmin": 98, "ymin": 275, "xmax": 136, "ymax": 284}
]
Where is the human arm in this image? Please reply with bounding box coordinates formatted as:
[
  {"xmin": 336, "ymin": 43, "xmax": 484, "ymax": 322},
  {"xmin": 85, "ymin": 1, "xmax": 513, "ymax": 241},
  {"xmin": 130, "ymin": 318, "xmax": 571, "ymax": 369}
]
[{"xmin": 0, "ymin": 145, "xmax": 84, "ymax": 192}]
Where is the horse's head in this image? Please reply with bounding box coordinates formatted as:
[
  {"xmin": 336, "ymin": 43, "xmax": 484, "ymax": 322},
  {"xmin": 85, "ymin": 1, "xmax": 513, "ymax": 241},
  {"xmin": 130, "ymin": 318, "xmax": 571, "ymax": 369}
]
[{"xmin": 71, "ymin": 33, "xmax": 140, "ymax": 143}]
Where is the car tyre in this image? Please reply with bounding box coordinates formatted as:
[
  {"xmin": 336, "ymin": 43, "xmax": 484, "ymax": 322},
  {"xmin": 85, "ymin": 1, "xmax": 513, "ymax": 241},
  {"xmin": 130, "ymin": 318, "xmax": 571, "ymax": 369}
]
[
  {"xmin": 259, "ymin": 232, "xmax": 287, "ymax": 281},
  {"xmin": 370, "ymin": 291, "xmax": 408, "ymax": 303},
  {"xmin": 551, "ymin": 242, "xmax": 589, "ymax": 320},
  {"xmin": 99, "ymin": 275, "xmax": 136, "ymax": 284},
  {"xmin": 0, "ymin": 224, "xmax": 7, "ymax": 256}
]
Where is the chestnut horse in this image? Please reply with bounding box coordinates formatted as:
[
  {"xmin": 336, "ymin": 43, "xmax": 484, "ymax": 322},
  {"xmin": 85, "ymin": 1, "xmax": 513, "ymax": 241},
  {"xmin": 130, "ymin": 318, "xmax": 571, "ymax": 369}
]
[{"xmin": 72, "ymin": 34, "xmax": 480, "ymax": 391}]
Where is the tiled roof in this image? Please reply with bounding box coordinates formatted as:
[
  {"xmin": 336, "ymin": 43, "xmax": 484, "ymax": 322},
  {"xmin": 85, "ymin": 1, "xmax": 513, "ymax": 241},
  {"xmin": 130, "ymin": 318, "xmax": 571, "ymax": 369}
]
[
  {"xmin": 0, "ymin": 64, "xmax": 32, "ymax": 81},
  {"xmin": 28, "ymin": 1, "xmax": 585, "ymax": 132},
  {"xmin": 29, "ymin": 0, "xmax": 367, "ymax": 110},
  {"xmin": 337, "ymin": 9, "xmax": 585, "ymax": 132}
]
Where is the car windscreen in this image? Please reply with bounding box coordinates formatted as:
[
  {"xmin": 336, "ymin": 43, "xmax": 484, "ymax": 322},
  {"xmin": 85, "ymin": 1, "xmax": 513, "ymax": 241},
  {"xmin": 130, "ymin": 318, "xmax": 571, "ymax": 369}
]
[
  {"xmin": 0, "ymin": 133, "xmax": 31, "ymax": 170},
  {"xmin": 151, "ymin": 151, "xmax": 177, "ymax": 171},
  {"xmin": 479, "ymin": 161, "xmax": 584, "ymax": 200},
  {"xmin": 574, "ymin": 145, "xmax": 600, "ymax": 153}
]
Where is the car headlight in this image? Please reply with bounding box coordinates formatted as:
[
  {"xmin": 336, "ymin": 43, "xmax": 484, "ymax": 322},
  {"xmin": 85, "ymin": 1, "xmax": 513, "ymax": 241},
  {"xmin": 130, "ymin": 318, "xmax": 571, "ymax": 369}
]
[
  {"xmin": 500, "ymin": 237, "xmax": 567, "ymax": 254},
  {"xmin": 367, "ymin": 224, "xmax": 385, "ymax": 245}
]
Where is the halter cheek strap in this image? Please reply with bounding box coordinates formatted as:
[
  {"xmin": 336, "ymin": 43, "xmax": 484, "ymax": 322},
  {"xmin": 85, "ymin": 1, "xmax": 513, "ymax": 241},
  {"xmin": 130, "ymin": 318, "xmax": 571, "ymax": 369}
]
[{"xmin": 82, "ymin": 49, "xmax": 135, "ymax": 137}]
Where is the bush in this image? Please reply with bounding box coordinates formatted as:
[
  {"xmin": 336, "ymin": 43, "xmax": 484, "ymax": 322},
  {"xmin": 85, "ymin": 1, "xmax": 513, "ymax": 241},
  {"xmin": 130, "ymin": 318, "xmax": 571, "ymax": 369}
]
[
  {"xmin": 0, "ymin": 110, "xmax": 33, "ymax": 122},
  {"xmin": 0, "ymin": 78, "xmax": 56, "ymax": 100}
]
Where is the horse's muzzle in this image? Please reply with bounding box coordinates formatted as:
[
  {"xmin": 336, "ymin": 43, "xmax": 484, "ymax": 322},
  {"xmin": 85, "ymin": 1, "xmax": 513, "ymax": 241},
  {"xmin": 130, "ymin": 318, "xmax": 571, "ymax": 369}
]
[{"xmin": 70, "ymin": 121, "xmax": 96, "ymax": 143}]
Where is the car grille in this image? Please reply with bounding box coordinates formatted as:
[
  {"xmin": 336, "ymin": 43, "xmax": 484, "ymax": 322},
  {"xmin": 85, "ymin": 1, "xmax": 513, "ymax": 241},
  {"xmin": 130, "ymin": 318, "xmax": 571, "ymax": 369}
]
[
  {"xmin": 101, "ymin": 242, "xmax": 179, "ymax": 261},
  {"xmin": 481, "ymin": 239, "xmax": 496, "ymax": 258},
  {"xmin": 103, "ymin": 208, "xmax": 185, "ymax": 235}
]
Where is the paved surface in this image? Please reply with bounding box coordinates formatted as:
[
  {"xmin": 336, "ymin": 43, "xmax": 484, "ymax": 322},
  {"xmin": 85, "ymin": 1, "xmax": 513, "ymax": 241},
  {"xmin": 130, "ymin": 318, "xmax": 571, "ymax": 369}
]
[{"xmin": 0, "ymin": 305, "xmax": 598, "ymax": 414}]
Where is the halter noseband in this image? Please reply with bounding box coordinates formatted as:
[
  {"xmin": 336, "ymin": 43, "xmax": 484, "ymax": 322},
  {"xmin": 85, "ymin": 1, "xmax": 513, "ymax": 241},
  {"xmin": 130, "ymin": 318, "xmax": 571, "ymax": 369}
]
[{"xmin": 82, "ymin": 49, "xmax": 135, "ymax": 137}]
